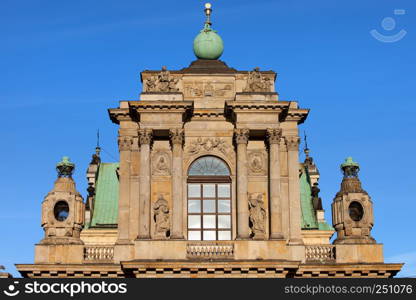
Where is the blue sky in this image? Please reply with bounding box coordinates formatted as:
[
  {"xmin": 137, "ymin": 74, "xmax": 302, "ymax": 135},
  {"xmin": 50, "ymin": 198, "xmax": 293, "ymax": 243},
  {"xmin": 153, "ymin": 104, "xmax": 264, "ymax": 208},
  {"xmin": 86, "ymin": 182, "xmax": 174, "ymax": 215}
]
[{"xmin": 0, "ymin": 0, "xmax": 415, "ymax": 277}]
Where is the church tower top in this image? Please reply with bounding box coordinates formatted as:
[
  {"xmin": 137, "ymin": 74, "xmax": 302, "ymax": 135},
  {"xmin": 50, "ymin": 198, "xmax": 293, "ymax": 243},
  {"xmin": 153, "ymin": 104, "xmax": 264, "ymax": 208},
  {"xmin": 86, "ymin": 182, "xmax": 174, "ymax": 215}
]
[{"xmin": 193, "ymin": 3, "xmax": 224, "ymax": 60}]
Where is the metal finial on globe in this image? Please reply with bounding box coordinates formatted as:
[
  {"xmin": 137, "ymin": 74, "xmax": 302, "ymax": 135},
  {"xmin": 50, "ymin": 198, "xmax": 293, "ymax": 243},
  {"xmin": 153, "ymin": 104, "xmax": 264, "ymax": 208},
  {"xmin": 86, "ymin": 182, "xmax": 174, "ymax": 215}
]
[
  {"xmin": 193, "ymin": 3, "xmax": 224, "ymax": 60},
  {"xmin": 56, "ymin": 156, "xmax": 75, "ymax": 178},
  {"xmin": 340, "ymin": 157, "xmax": 360, "ymax": 178}
]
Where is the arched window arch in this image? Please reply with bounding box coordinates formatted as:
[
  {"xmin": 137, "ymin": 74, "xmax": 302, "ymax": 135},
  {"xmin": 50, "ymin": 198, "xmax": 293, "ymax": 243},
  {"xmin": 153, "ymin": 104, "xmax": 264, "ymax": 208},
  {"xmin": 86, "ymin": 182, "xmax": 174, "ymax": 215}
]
[{"xmin": 187, "ymin": 156, "xmax": 232, "ymax": 241}]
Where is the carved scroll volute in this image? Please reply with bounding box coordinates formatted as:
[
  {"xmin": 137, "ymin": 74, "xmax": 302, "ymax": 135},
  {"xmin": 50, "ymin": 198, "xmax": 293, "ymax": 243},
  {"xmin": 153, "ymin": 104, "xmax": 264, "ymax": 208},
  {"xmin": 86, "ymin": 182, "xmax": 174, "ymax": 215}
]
[
  {"xmin": 153, "ymin": 194, "xmax": 170, "ymax": 239},
  {"xmin": 267, "ymin": 128, "xmax": 282, "ymax": 145},
  {"xmin": 284, "ymin": 136, "xmax": 300, "ymax": 151},
  {"xmin": 118, "ymin": 136, "xmax": 133, "ymax": 152},
  {"xmin": 234, "ymin": 128, "xmax": 249, "ymax": 145},
  {"xmin": 169, "ymin": 128, "xmax": 184, "ymax": 146},
  {"xmin": 139, "ymin": 129, "xmax": 153, "ymax": 145}
]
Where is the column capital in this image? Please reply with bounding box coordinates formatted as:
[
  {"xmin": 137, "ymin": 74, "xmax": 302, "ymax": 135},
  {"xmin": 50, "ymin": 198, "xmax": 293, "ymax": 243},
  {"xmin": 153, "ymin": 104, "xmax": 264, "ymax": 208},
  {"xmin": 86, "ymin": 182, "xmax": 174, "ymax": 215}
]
[
  {"xmin": 234, "ymin": 128, "xmax": 249, "ymax": 144},
  {"xmin": 138, "ymin": 129, "xmax": 152, "ymax": 145},
  {"xmin": 284, "ymin": 136, "xmax": 300, "ymax": 151},
  {"xmin": 169, "ymin": 128, "xmax": 184, "ymax": 146},
  {"xmin": 266, "ymin": 128, "xmax": 282, "ymax": 144},
  {"xmin": 118, "ymin": 136, "xmax": 133, "ymax": 151}
]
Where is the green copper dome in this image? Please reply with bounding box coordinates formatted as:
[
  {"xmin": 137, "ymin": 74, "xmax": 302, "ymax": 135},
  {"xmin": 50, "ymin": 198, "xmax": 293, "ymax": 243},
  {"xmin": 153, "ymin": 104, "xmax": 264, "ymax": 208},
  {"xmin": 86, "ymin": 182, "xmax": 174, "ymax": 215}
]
[{"xmin": 193, "ymin": 23, "xmax": 224, "ymax": 60}]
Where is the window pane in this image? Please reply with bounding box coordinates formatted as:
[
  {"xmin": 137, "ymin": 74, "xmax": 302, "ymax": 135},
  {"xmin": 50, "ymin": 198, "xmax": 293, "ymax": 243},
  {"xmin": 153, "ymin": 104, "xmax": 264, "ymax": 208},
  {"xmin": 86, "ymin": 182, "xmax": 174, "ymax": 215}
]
[
  {"xmin": 188, "ymin": 184, "xmax": 201, "ymax": 198},
  {"xmin": 203, "ymin": 184, "xmax": 215, "ymax": 197},
  {"xmin": 188, "ymin": 200, "xmax": 201, "ymax": 213},
  {"xmin": 218, "ymin": 231, "xmax": 231, "ymax": 240},
  {"xmin": 203, "ymin": 200, "xmax": 215, "ymax": 213},
  {"xmin": 218, "ymin": 215, "xmax": 231, "ymax": 229},
  {"xmin": 203, "ymin": 215, "xmax": 216, "ymax": 229},
  {"xmin": 218, "ymin": 200, "xmax": 231, "ymax": 213},
  {"xmin": 218, "ymin": 184, "xmax": 230, "ymax": 197},
  {"xmin": 188, "ymin": 231, "xmax": 201, "ymax": 240},
  {"xmin": 203, "ymin": 231, "xmax": 216, "ymax": 241},
  {"xmin": 188, "ymin": 215, "xmax": 201, "ymax": 229}
]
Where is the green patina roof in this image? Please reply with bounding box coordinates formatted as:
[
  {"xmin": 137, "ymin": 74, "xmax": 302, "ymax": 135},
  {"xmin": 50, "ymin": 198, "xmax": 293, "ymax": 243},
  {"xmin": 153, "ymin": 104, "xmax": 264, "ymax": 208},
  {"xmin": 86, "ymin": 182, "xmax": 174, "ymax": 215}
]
[
  {"xmin": 89, "ymin": 163, "xmax": 119, "ymax": 228},
  {"xmin": 299, "ymin": 166, "xmax": 333, "ymax": 231},
  {"xmin": 89, "ymin": 161, "xmax": 332, "ymax": 231}
]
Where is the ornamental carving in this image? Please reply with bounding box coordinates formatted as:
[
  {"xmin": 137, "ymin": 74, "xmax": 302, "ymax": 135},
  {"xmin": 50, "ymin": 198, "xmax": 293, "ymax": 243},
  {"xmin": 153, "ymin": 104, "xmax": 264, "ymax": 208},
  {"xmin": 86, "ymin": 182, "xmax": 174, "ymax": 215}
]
[
  {"xmin": 183, "ymin": 81, "xmax": 233, "ymax": 98},
  {"xmin": 118, "ymin": 136, "xmax": 133, "ymax": 151},
  {"xmin": 248, "ymin": 151, "xmax": 266, "ymax": 175},
  {"xmin": 144, "ymin": 66, "xmax": 179, "ymax": 93},
  {"xmin": 139, "ymin": 129, "xmax": 152, "ymax": 145},
  {"xmin": 243, "ymin": 67, "xmax": 272, "ymax": 93},
  {"xmin": 153, "ymin": 194, "xmax": 170, "ymax": 239},
  {"xmin": 169, "ymin": 128, "xmax": 184, "ymax": 146},
  {"xmin": 266, "ymin": 128, "xmax": 282, "ymax": 144},
  {"xmin": 248, "ymin": 193, "xmax": 266, "ymax": 239},
  {"xmin": 284, "ymin": 136, "xmax": 300, "ymax": 151},
  {"xmin": 234, "ymin": 129, "xmax": 249, "ymax": 144},
  {"xmin": 187, "ymin": 137, "xmax": 230, "ymax": 155},
  {"xmin": 152, "ymin": 151, "xmax": 171, "ymax": 176}
]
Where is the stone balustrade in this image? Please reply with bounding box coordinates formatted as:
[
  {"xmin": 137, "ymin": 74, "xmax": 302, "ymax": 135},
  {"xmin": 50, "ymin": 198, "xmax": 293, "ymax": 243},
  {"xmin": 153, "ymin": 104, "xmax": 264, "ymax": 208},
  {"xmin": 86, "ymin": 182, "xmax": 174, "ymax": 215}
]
[
  {"xmin": 84, "ymin": 246, "xmax": 114, "ymax": 262},
  {"xmin": 186, "ymin": 243, "xmax": 234, "ymax": 259},
  {"xmin": 305, "ymin": 245, "xmax": 336, "ymax": 262}
]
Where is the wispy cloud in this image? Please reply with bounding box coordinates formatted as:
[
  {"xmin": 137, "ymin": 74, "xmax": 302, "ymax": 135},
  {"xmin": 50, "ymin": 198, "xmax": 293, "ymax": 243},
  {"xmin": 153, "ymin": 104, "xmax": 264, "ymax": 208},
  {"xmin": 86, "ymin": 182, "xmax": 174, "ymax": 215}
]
[{"xmin": 386, "ymin": 251, "xmax": 416, "ymax": 278}]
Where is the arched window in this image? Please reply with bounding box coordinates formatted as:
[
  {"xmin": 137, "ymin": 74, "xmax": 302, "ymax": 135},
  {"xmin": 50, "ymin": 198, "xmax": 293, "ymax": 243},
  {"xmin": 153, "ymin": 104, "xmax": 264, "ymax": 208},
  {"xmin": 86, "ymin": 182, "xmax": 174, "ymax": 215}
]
[{"xmin": 187, "ymin": 156, "xmax": 232, "ymax": 241}]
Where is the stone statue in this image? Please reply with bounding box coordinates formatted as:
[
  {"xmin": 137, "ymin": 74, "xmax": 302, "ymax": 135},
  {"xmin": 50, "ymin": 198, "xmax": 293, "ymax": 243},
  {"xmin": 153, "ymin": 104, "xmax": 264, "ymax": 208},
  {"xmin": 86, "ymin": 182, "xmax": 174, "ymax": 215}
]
[
  {"xmin": 153, "ymin": 194, "xmax": 170, "ymax": 239},
  {"xmin": 311, "ymin": 182, "xmax": 323, "ymax": 211},
  {"xmin": 144, "ymin": 66, "xmax": 179, "ymax": 92},
  {"xmin": 248, "ymin": 193, "xmax": 266, "ymax": 239},
  {"xmin": 244, "ymin": 67, "xmax": 272, "ymax": 92}
]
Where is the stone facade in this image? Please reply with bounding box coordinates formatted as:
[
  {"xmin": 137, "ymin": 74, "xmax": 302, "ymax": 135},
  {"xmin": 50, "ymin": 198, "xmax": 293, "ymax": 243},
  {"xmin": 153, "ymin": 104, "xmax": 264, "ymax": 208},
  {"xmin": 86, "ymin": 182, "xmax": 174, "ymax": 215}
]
[{"xmin": 15, "ymin": 60, "xmax": 403, "ymax": 278}]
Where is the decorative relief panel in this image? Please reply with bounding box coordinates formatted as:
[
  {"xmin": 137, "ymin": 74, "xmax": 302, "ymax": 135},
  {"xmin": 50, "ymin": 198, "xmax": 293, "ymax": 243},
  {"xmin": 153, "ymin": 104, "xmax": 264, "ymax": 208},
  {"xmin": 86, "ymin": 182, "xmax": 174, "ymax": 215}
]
[
  {"xmin": 248, "ymin": 151, "xmax": 267, "ymax": 175},
  {"xmin": 186, "ymin": 137, "xmax": 230, "ymax": 156},
  {"xmin": 143, "ymin": 66, "xmax": 179, "ymax": 93},
  {"xmin": 244, "ymin": 67, "xmax": 272, "ymax": 92},
  {"xmin": 152, "ymin": 150, "xmax": 171, "ymax": 176},
  {"xmin": 183, "ymin": 81, "xmax": 234, "ymax": 98}
]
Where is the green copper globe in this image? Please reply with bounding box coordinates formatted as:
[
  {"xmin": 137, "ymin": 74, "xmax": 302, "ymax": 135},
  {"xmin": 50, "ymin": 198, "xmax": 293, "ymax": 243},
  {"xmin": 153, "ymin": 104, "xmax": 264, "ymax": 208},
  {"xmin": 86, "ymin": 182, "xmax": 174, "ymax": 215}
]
[{"xmin": 193, "ymin": 23, "xmax": 224, "ymax": 60}]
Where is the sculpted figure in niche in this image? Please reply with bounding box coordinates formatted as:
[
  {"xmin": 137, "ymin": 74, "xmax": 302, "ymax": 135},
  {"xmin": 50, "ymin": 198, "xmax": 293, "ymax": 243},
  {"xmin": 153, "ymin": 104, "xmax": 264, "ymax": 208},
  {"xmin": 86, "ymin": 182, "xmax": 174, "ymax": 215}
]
[
  {"xmin": 248, "ymin": 193, "xmax": 266, "ymax": 239},
  {"xmin": 244, "ymin": 67, "xmax": 272, "ymax": 92},
  {"xmin": 153, "ymin": 194, "xmax": 170, "ymax": 239}
]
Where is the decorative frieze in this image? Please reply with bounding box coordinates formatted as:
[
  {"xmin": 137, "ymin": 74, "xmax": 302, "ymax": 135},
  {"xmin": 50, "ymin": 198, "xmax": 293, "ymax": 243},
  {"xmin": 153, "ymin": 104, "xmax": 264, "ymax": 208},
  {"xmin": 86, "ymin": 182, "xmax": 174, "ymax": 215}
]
[
  {"xmin": 234, "ymin": 128, "xmax": 249, "ymax": 144},
  {"xmin": 118, "ymin": 136, "xmax": 133, "ymax": 151},
  {"xmin": 187, "ymin": 137, "xmax": 230, "ymax": 155},
  {"xmin": 186, "ymin": 243, "xmax": 234, "ymax": 258}
]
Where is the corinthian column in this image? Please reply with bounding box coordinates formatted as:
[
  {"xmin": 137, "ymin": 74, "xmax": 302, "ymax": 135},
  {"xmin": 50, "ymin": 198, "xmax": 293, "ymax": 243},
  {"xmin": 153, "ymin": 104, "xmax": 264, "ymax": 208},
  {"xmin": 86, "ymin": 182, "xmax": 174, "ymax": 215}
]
[
  {"xmin": 235, "ymin": 128, "xmax": 250, "ymax": 239},
  {"xmin": 170, "ymin": 128, "xmax": 184, "ymax": 239},
  {"xmin": 267, "ymin": 128, "xmax": 284, "ymax": 239},
  {"xmin": 138, "ymin": 129, "xmax": 152, "ymax": 239},
  {"xmin": 117, "ymin": 135, "xmax": 132, "ymax": 242},
  {"xmin": 285, "ymin": 135, "xmax": 303, "ymax": 245}
]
